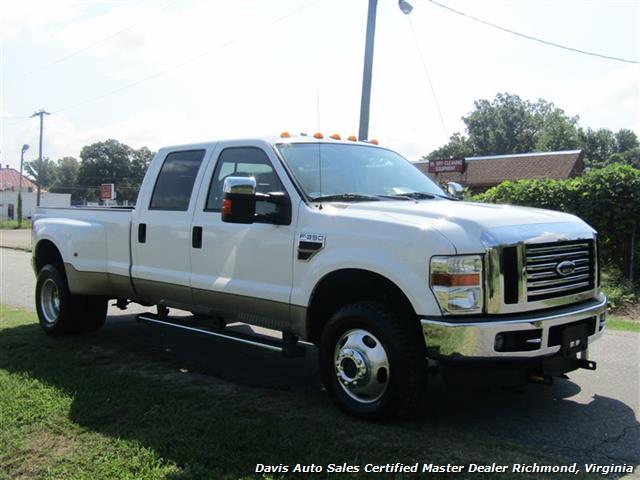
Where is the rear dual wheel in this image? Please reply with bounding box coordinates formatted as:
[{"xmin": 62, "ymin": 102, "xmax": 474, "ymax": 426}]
[{"xmin": 36, "ymin": 264, "xmax": 107, "ymax": 335}]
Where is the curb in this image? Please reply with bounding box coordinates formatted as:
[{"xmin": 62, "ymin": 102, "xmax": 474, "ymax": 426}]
[{"xmin": 0, "ymin": 246, "xmax": 32, "ymax": 253}]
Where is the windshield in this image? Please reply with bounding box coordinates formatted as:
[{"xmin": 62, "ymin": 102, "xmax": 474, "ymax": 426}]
[{"xmin": 276, "ymin": 143, "xmax": 446, "ymax": 201}]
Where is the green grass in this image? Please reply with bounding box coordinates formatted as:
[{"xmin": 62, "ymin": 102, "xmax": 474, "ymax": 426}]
[
  {"xmin": 608, "ymin": 316, "xmax": 640, "ymax": 332},
  {"xmin": 0, "ymin": 304, "xmax": 608, "ymax": 479},
  {"xmin": 0, "ymin": 219, "xmax": 31, "ymax": 230}
]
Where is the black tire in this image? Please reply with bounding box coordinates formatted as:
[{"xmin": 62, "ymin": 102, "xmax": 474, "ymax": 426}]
[
  {"xmin": 319, "ymin": 301, "xmax": 427, "ymax": 420},
  {"xmin": 75, "ymin": 295, "xmax": 108, "ymax": 333},
  {"xmin": 35, "ymin": 265, "xmax": 107, "ymax": 335}
]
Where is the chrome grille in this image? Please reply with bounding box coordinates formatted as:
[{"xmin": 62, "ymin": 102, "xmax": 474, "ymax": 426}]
[{"xmin": 525, "ymin": 240, "xmax": 595, "ymax": 302}]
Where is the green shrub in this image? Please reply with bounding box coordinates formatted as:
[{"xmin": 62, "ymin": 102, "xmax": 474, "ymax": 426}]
[
  {"xmin": 601, "ymin": 267, "xmax": 638, "ymax": 310},
  {"xmin": 475, "ymin": 164, "xmax": 640, "ymax": 280}
]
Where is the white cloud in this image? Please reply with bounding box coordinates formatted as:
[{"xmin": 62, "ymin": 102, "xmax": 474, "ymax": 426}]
[{"xmin": 0, "ymin": 0, "xmax": 80, "ymax": 40}]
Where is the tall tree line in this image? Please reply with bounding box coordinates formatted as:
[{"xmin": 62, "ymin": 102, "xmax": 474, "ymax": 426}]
[
  {"xmin": 425, "ymin": 93, "xmax": 639, "ymax": 169},
  {"xmin": 25, "ymin": 139, "xmax": 154, "ymax": 204}
]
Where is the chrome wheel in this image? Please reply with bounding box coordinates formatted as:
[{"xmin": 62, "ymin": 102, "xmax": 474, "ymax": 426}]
[
  {"xmin": 334, "ymin": 329, "xmax": 390, "ymax": 404},
  {"xmin": 40, "ymin": 278, "xmax": 60, "ymax": 326}
]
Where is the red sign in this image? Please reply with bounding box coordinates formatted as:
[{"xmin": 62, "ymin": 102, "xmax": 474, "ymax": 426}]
[
  {"xmin": 428, "ymin": 158, "xmax": 465, "ymax": 173},
  {"xmin": 100, "ymin": 184, "xmax": 115, "ymax": 201}
]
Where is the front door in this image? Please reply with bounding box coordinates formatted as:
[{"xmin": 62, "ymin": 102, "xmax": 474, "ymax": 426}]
[{"xmin": 189, "ymin": 142, "xmax": 297, "ymax": 330}]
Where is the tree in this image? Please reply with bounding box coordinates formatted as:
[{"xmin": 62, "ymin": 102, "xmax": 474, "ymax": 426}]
[
  {"xmin": 50, "ymin": 157, "xmax": 80, "ymax": 201},
  {"xmin": 579, "ymin": 128, "xmax": 617, "ymax": 168},
  {"xmin": 77, "ymin": 139, "xmax": 154, "ymax": 204},
  {"xmin": 581, "ymin": 128, "xmax": 639, "ymax": 168},
  {"xmin": 425, "ymin": 132, "xmax": 473, "ymax": 160},
  {"xmin": 532, "ymin": 101, "xmax": 580, "ymax": 151},
  {"xmin": 426, "ymin": 93, "xmax": 580, "ymax": 158},
  {"xmin": 608, "ymin": 146, "xmax": 640, "ymax": 169},
  {"xmin": 24, "ymin": 157, "xmax": 57, "ymax": 190},
  {"xmin": 615, "ymin": 129, "xmax": 638, "ymax": 153},
  {"xmin": 463, "ymin": 93, "xmax": 538, "ymax": 155},
  {"xmin": 130, "ymin": 146, "xmax": 153, "ymax": 186}
]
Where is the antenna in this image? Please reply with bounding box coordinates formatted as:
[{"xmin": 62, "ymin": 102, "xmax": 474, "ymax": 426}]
[
  {"xmin": 317, "ymin": 143, "xmax": 323, "ymax": 210},
  {"xmin": 316, "ymin": 89, "xmax": 320, "ymax": 130}
]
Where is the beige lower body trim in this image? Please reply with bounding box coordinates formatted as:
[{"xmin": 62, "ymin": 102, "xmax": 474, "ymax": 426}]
[{"xmin": 63, "ymin": 265, "xmax": 309, "ymax": 339}]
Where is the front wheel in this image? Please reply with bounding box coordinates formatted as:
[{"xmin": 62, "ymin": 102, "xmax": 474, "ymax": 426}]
[
  {"xmin": 319, "ymin": 301, "xmax": 427, "ymax": 420},
  {"xmin": 35, "ymin": 265, "xmax": 107, "ymax": 335}
]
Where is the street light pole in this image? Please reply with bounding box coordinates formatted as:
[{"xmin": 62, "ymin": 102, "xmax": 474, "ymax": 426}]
[
  {"xmin": 18, "ymin": 143, "xmax": 29, "ymax": 228},
  {"xmin": 358, "ymin": 1, "xmax": 413, "ymax": 141},
  {"xmin": 30, "ymin": 109, "xmax": 50, "ymax": 207},
  {"xmin": 358, "ymin": 0, "xmax": 378, "ymax": 141}
]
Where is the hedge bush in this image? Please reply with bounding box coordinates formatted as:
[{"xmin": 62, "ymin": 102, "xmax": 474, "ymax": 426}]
[{"xmin": 474, "ymin": 164, "xmax": 640, "ymax": 279}]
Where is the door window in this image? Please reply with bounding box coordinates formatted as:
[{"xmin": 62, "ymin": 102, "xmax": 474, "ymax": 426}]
[
  {"xmin": 149, "ymin": 150, "xmax": 205, "ymax": 210},
  {"xmin": 205, "ymin": 147, "xmax": 284, "ymax": 219}
]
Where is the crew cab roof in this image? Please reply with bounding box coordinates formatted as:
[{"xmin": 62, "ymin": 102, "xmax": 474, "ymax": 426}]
[{"xmin": 158, "ymin": 135, "xmax": 386, "ymax": 152}]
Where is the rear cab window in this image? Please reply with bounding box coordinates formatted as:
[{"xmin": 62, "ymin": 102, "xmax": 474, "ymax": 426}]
[{"xmin": 149, "ymin": 150, "xmax": 206, "ymax": 210}]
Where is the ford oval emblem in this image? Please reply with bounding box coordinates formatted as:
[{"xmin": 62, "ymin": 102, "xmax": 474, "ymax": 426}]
[{"xmin": 556, "ymin": 260, "xmax": 576, "ymax": 276}]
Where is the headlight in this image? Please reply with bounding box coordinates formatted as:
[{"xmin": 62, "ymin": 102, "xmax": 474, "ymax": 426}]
[{"xmin": 430, "ymin": 255, "xmax": 483, "ymax": 314}]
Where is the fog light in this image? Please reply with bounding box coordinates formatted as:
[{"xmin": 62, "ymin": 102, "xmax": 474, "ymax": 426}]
[{"xmin": 494, "ymin": 333, "xmax": 505, "ymax": 351}]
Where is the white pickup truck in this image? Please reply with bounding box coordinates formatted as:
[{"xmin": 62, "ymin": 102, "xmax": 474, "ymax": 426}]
[{"xmin": 32, "ymin": 134, "xmax": 607, "ymax": 419}]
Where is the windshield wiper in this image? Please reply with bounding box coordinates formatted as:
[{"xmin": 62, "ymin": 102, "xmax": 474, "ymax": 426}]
[
  {"xmin": 310, "ymin": 193, "xmax": 381, "ymax": 202},
  {"xmin": 390, "ymin": 192, "xmax": 435, "ymax": 200},
  {"xmin": 391, "ymin": 192, "xmax": 459, "ymax": 201}
]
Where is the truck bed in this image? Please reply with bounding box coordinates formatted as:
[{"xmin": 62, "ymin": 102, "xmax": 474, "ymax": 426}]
[{"xmin": 33, "ymin": 207, "xmax": 135, "ymax": 298}]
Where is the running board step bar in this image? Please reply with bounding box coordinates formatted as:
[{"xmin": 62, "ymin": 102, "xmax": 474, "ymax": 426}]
[{"xmin": 136, "ymin": 313, "xmax": 306, "ymax": 357}]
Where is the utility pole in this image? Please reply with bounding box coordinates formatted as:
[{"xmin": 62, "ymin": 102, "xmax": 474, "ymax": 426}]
[
  {"xmin": 30, "ymin": 109, "xmax": 50, "ymax": 206},
  {"xmin": 358, "ymin": 0, "xmax": 377, "ymax": 142},
  {"xmin": 18, "ymin": 144, "xmax": 29, "ymax": 228},
  {"xmin": 358, "ymin": 1, "xmax": 413, "ymax": 141}
]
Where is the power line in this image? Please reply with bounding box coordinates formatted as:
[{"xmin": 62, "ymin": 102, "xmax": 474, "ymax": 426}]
[
  {"xmin": 427, "ymin": 0, "xmax": 639, "ymax": 65},
  {"xmin": 2, "ymin": 1, "xmax": 178, "ymax": 84},
  {"xmin": 407, "ymin": 16, "xmax": 448, "ymax": 138},
  {"xmin": 52, "ymin": 2, "xmax": 316, "ymax": 114}
]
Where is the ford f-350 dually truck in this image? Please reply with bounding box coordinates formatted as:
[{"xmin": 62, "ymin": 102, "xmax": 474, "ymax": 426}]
[{"xmin": 32, "ymin": 134, "xmax": 607, "ymax": 419}]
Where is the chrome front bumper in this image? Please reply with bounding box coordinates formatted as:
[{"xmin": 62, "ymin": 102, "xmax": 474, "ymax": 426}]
[{"xmin": 421, "ymin": 294, "xmax": 607, "ymax": 360}]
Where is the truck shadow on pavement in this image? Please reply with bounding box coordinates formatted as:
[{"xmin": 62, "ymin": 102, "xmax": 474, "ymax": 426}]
[{"xmin": 1, "ymin": 314, "xmax": 638, "ymax": 478}]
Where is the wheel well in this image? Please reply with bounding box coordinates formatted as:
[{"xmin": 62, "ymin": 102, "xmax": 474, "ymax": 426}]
[
  {"xmin": 306, "ymin": 269, "xmax": 416, "ymax": 345},
  {"xmin": 34, "ymin": 240, "xmax": 64, "ymax": 274}
]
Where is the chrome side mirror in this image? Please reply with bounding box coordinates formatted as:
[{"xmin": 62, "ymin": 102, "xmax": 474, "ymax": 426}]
[
  {"xmin": 221, "ymin": 176, "xmax": 257, "ymax": 223},
  {"xmin": 223, "ymin": 176, "xmax": 257, "ymax": 195},
  {"xmin": 447, "ymin": 182, "xmax": 464, "ymax": 199}
]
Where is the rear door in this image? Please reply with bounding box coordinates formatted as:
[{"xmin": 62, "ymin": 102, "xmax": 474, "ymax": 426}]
[
  {"xmin": 131, "ymin": 147, "xmax": 211, "ymax": 305},
  {"xmin": 189, "ymin": 140, "xmax": 299, "ymax": 329}
]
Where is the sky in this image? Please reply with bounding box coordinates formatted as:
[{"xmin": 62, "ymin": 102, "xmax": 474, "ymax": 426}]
[{"xmin": 0, "ymin": 0, "xmax": 638, "ymax": 173}]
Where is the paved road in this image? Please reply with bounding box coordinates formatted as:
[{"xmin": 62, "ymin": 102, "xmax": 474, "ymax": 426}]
[
  {"xmin": 1, "ymin": 247, "xmax": 638, "ymax": 467},
  {"xmin": 0, "ymin": 229, "xmax": 31, "ymax": 251}
]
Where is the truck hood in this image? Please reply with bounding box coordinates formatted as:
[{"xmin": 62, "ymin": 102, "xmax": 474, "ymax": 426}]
[{"xmin": 327, "ymin": 200, "xmax": 594, "ymax": 253}]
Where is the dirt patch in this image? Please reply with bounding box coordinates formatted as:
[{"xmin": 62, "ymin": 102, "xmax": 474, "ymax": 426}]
[
  {"xmin": 614, "ymin": 302, "xmax": 640, "ymax": 320},
  {"xmin": 7, "ymin": 431, "xmax": 76, "ymax": 479}
]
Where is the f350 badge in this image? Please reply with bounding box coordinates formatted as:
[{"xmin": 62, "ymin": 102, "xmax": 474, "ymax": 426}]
[{"xmin": 297, "ymin": 233, "xmax": 325, "ymax": 261}]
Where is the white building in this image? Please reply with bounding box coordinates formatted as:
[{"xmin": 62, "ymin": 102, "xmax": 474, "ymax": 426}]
[{"xmin": 0, "ymin": 166, "xmax": 71, "ymax": 221}]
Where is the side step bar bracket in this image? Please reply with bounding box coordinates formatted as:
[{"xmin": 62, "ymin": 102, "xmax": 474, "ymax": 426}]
[{"xmin": 136, "ymin": 313, "xmax": 306, "ymax": 358}]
